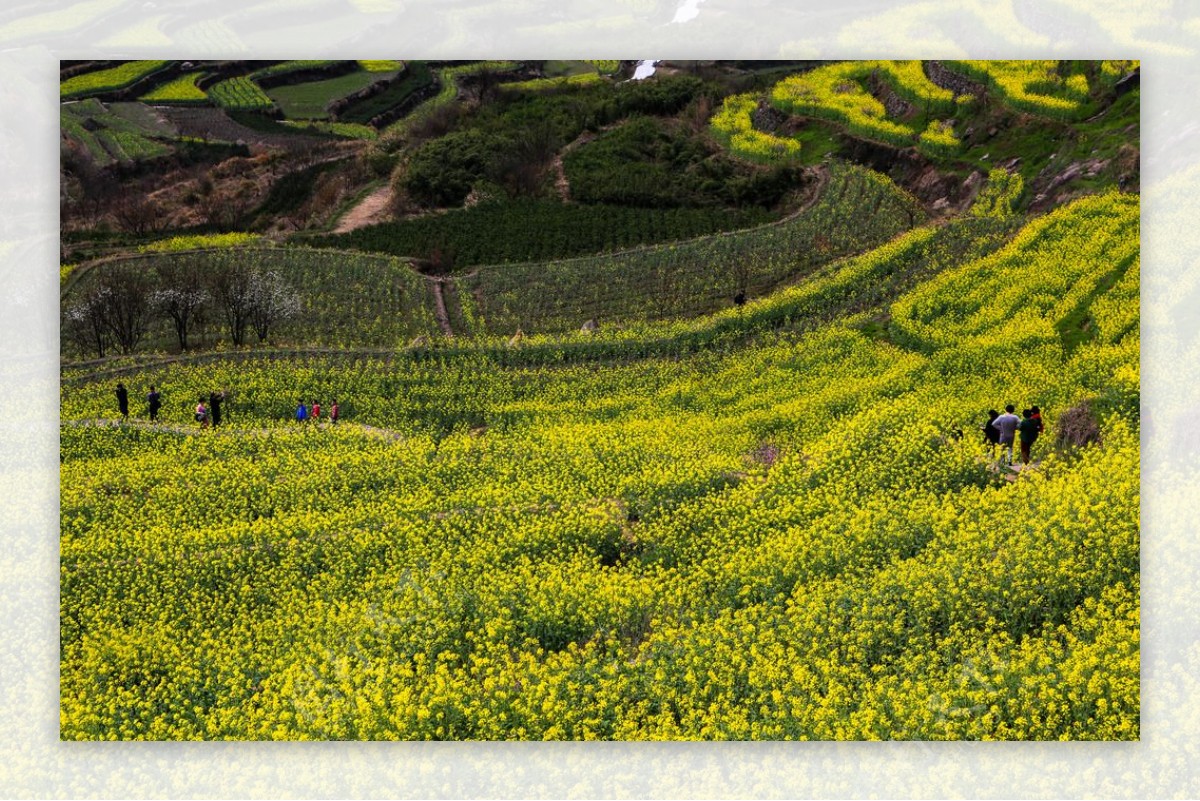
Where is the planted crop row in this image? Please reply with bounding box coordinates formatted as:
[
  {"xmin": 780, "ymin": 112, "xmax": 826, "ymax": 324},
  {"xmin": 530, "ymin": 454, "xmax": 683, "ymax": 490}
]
[
  {"xmin": 62, "ymin": 101, "xmax": 175, "ymax": 166},
  {"xmin": 310, "ymin": 200, "xmax": 776, "ymax": 266},
  {"xmin": 267, "ymin": 69, "xmax": 398, "ymax": 120},
  {"xmin": 279, "ymin": 119, "xmax": 378, "ymax": 139},
  {"xmin": 336, "ymin": 62, "xmax": 434, "ymax": 125},
  {"xmin": 94, "ymin": 130, "xmax": 171, "ymax": 162},
  {"xmin": 382, "ymin": 61, "xmax": 520, "ymax": 137},
  {"xmin": 138, "ymin": 233, "xmax": 262, "ymax": 254},
  {"xmin": 65, "ymin": 247, "xmax": 440, "ymax": 355},
  {"xmin": 208, "ymin": 77, "xmax": 276, "ymax": 112},
  {"xmin": 453, "ymin": 163, "xmax": 922, "ymax": 334},
  {"xmin": 359, "ymin": 60, "xmax": 404, "ymax": 73},
  {"xmin": 62, "ymin": 98, "xmax": 177, "ymax": 139},
  {"xmin": 249, "ymin": 61, "xmax": 341, "ymax": 80}
]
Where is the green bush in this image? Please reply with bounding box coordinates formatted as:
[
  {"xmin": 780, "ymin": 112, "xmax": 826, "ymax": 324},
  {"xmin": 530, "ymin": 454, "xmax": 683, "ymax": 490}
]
[{"xmin": 403, "ymin": 129, "xmax": 515, "ymax": 207}]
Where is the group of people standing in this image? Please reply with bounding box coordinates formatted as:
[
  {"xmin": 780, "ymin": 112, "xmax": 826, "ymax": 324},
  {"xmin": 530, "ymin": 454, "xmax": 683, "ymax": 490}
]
[
  {"xmin": 983, "ymin": 404, "xmax": 1044, "ymax": 465},
  {"xmin": 194, "ymin": 391, "xmax": 227, "ymax": 429},
  {"xmin": 113, "ymin": 382, "xmax": 225, "ymax": 428},
  {"xmin": 295, "ymin": 399, "xmax": 338, "ymax": 425},
  {"xmin": 115, "ymin": 382, "xmax": 164, "ymax": 422},
  {"xmin": 115, "ymin": 383, "xmax": 346, "ymax": 428}
]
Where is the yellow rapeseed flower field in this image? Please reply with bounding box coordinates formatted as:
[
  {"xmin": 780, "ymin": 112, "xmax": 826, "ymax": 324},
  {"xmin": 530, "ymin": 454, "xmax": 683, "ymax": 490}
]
[{"xmin": 60, "ymin": 188, "xmax": 1139, "ymax": 741}]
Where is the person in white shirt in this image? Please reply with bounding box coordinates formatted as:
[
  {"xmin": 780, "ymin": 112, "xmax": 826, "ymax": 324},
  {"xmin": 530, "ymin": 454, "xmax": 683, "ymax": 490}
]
[{"xmin": 991, "ymin": 404, "xmax": 1021, "ymax": 464}]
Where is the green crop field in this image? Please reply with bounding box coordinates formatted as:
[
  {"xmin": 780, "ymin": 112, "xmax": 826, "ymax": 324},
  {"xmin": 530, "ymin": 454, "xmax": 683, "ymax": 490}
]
[
  {"xmin": 66, "ymin": 162, "xmax": 919, "ymax": 353},
  {"xmin": 267, "ymin": 68, "xmax": 399, "ymax": 120},
  {"xmin": 58, "ymin": 60, "xmax": 1141, "ymax": 743},
  {"xmin": 336, "ymin": 62, "xmax": 433, "ymax": 125},
  {"xmin": 61, "ymin": 98, "xmax": 178, "ymax": 166},
  {"xmin": 311, "ymin": 200, "xmax": 776, "ymax": 265}
]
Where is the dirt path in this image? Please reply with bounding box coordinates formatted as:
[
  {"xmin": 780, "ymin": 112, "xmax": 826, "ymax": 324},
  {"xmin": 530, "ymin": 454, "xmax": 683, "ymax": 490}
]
[
  {"xmin": 551, "ymin": 154, "xmax": 571, "ymax": 202},
  {"xmin": 334, "ymin": 184, "xmax": 394, "ymax": 233},
  {"xmin": 63, "ymin": 416, "xmax": 406, "ymax": 441},
  {"xmin": 425, "ymin": 278, "xmax": 455, "ymax": 337}
]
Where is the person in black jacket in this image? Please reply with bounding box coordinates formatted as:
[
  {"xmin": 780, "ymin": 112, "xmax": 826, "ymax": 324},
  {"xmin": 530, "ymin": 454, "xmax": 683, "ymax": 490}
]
[
  {"xmin": 147, "ymin": 385, "xmax": 161, "ymax": 422},
  {"xmin": 209, "ymin": 390, "xmax": 224, "ymax": 428},
  {"xmin": 982, "ymin": 409, "xmax": 1000, "ymax": 457},
  {"xmin": 115, "ymin": 382, "xmax": 129, "ymax": 420},
  {"xmin": 1018, "ymin": 408, "xmax": 1042, "ymax": 465}
]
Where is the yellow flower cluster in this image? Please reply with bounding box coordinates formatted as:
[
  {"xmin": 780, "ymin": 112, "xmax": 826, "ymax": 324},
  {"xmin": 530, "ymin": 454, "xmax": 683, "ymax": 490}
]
[
  {"xmin": 499, "ymin": 73, "xmax": 605, "ymax": 93},
  {"xmin": 943, "ymin": 61, "xmax": 1090, "ymax": 120},
  {"xmin": 138, "ymin": 232, "xmax": 262, "ymax": 253},
  {"xmin": 970, "ymin": 169, "xmax": 1024, "ymax": 220},
  {"xmin": 140, "ymin": 72, "xmax": 208, "ymax": 103},
  {"xmin": 61, "ymin": 60, "xmax": 170, "ymax": 99},
  {"xmin": 709, "ymin": 93, "xmax": 802, "ymax": 164},
  {"xmin": 358, "ymin": 60, "xmax": 404, "ymax": 73},
  {"xmin": 769, "ymin": 61, "xmax": 958, "ymax": 155}
]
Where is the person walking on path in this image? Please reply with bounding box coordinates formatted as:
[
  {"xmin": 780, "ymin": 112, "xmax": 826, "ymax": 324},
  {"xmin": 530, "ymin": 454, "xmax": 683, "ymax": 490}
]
[
  {"xmin": 1018, "ymin": 408, "xmax": 1042, "ymax": 465},
  {"xmin": 195, "ymin": 397, "xmax": 208, "ymax": 429},
  {"xmin": 296, "ymin": 400, "xmax": 308, "ymax": 424},
  {"xmin": 1031, "ymin": 405, "xmax": 1044, "ymax": 435},
  {"xmin": 115, "ymin": 382, "xmax": 129, "ymax": 421},
  {"xmin": 209, "ymin": 390, "xmax": 224, "ymax": 429},
  {"xmin": 147, "ymin": 386, "xmax": 161, "ymax": 422},
  {"xmin": 330, "ymin": 399, "xmax": 339, "ymax": 425},
  {"xmin": 982, "ymin": 409, "xmax": 1000, "ymax": 457},
  {"xmin": 991, "ymin": 404, "xmax": 1021, "ymax": 465}
]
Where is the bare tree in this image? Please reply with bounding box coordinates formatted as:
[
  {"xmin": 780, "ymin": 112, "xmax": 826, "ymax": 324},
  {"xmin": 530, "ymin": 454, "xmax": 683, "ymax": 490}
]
[
  {"xmin": 112, "ymin": 195, "xmax": 167, "ymax": 236},
  {"xmin": 96, "ymin": 269, "xmax": 152, "ymax": 354},
  {"xmin": 210, "ymin": 258, "xmax": 256, "ymax": 346},
  {"xmin": 198, "ymin": 187, "xmax": 253, "ymax": 231},
  {"xmin": 63, "ymin": 284, "xmax": 112, "ymax": 358},
  {"xmin": 60, "ymin": 139, "xmax": 117, "ymax": 222},
  {"xmin": 248, "ymin": 270, "xmax": 301, "ymax": 343},
  {"xmin": 151, "ymin": 286, "xmax": 207, "ymax": 351},
  {"xmin": 152, "ymin": 261, "xmax": 208, "ymax": 350}
]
